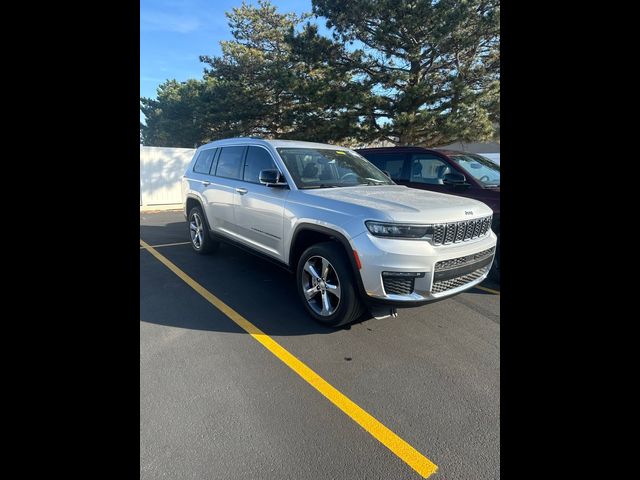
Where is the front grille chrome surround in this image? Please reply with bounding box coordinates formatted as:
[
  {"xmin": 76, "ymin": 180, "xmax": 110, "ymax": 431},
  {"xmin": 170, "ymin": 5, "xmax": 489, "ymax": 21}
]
[
  {"xmin": 431, "ymin": 265, "xmax": 490, "ymax": 294},
  {"xmin": 432, "ymin": 215, "xmax": 492, "ymax": 246}
]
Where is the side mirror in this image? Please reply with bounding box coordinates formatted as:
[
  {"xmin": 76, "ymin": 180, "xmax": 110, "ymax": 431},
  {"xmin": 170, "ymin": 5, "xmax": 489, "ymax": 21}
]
[
  {"xmin": 259, "ymin": 169, "xmax": 288, "ymax": 187},
  {"xmin": 383, "ymin": 170, "xmax": 391, "ymax": 178},
  {"xmin": 443, "ymin": 172, "xmax": 468, "ymax": 186}
]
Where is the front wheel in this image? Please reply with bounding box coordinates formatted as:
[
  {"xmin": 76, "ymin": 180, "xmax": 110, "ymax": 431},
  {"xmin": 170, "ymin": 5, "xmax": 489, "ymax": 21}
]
[{"xmin": 296, "ymin": 242, "xmax": 364, "ymax": 327}]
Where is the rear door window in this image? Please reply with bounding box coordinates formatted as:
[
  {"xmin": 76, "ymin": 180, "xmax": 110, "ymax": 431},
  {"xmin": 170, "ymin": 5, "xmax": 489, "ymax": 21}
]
[{"xmin": 215, "ymin": 146, "xmax": 246, "ymax": 180}]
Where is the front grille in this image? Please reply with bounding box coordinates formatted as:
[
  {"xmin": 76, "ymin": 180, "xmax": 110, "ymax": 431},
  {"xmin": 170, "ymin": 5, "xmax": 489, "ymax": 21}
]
[
  {"xmin": 383, "ymin": 276, "xmax": 415, "ymax": 295},
  {"xmin": 431, "ymin": 266, "xmax": 489, "ymax": 294},
  {"xmin": 432, "ymin": 215, "xmax": 492, "ymax": 245},
  {"xmin": 435, "ymin": 247, "xmax": 495, "ymax": 272}
]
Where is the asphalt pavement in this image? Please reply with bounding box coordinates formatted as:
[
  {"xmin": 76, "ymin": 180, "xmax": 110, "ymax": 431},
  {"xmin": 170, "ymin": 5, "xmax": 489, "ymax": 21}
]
[{"xmin": 140, "ymin": 210, "xmax": 500, "ymax": 480}]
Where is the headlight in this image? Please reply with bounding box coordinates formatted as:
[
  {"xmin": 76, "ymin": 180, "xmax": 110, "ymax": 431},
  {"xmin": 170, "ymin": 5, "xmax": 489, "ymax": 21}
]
[{"xmin": 365, "ymin": 221, "xmax": 434, "ymax": 239}]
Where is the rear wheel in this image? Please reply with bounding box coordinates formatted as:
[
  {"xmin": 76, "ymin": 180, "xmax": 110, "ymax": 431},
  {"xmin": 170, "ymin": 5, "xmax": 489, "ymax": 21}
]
[
  {"xmin": 296, "ymin": 242, "xmax": 364, "ymax": 327},
  {"xmin": 188, "ymin": 206, "xmax": 219, "ymax": 254}
]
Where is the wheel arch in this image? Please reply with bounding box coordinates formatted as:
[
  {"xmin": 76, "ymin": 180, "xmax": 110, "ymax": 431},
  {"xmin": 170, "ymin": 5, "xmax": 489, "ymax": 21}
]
[
  {"xmin": 185, "ymin": 194, "xmax": 214, "ymax": 231},
  {"xmin": 185, "ymin": 194, "xmax": 204, "ymax": 218},
  {"xmin": 289, "ymin": 224, "xmax": 366, "ymax": 298}
]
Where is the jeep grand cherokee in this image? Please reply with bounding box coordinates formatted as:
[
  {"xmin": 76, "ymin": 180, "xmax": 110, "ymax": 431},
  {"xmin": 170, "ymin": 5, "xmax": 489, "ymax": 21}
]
[{"xmin": 182, "ymin": 138, "xmax": 497, "ymax": 327}]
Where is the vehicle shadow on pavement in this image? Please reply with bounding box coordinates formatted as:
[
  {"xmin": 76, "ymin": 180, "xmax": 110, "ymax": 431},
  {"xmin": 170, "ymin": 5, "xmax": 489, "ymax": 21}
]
[{"xmin": 141, "ymin": 222, "xmax": 365, "ymax": 336}]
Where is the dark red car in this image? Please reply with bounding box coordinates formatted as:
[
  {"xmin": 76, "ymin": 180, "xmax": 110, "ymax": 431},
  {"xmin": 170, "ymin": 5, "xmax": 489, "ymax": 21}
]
[{"xmin": 356, "ymin": 146, "xmax": 500, "ymax": 281}]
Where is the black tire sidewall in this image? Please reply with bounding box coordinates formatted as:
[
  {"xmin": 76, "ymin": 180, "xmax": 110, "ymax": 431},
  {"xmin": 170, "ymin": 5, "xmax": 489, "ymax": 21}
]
[{"xmin": 296, "ymin": 242, "xmax": 361, "ymax": 327}]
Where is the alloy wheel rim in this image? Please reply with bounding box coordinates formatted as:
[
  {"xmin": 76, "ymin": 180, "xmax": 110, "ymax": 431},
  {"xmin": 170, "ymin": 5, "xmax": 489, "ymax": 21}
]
[
  {"xmin": 190, "ymin": 213, "xmax": 204, "ymax": 249},
  {"xmin": 301, "ymin": 256, "xmax": 341, "ymax": 316}
]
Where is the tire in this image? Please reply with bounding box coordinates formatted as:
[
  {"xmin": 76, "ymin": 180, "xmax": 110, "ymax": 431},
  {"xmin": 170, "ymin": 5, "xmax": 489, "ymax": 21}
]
[
  {"xmin": 188, "ymin": 206, "xmax": 219, "ymax": 254},
  {"xmin": 296, "ymin": 242, "xmax": 364, "ymax": 327}
]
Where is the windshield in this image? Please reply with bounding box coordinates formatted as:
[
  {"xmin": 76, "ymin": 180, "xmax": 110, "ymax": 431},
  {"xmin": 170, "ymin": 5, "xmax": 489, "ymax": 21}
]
[
  {"xmin": 449, "ymin": 153, "xmax": 500, "ymax": 187},
  {"xmin": 276, "ymin": 148, "xmax": 395, "ymax": 189}
]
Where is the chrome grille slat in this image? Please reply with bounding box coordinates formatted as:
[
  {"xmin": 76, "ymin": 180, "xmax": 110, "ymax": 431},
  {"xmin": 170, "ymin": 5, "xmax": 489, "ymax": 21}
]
[
  {"xmin": 432, "ymin": 215, "xmax": 492, "ymax": 245},
  {"xmin": 454, "ymin": 221, "xmax": 466, "ymax": 242},
  {"xmin": 464, "ymin": 220, "xmax": 473, "ymax": 240},
  {"xmin": 444, "ymin": 223, "xmax": 456, "ymax": 244},
  {"xmin": 484, "ymin": 216, "xmax": 491, "ymax": 234},
  {"xmin": 473, "ymin": 219, "xmax": 482, "ymax": 238},
  {"xmin": 433, "ymin": 224, "xmax": 445, "ymax": 244}
]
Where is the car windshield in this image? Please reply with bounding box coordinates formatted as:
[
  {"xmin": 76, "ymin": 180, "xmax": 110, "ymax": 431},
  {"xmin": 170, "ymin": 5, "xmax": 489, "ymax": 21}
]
[
  {"xmin": 276, "ymin": 147, "xmax": 395, "ymax": 189},
  {"xmin": 448, "ymin": 153, "xmax": 500, "ymax": 187}
]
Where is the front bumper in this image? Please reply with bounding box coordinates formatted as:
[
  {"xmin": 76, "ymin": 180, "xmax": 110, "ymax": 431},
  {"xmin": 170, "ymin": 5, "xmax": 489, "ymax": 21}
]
[{"xmin": 351, "ymin": 230, "xmax": 497, "ymax": 304}]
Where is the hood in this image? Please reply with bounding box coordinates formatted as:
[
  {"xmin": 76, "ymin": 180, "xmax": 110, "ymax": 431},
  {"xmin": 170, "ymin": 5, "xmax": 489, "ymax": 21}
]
[{"xmin": 302, "ymin": 185, "xmax": 493, "ymax": 224}]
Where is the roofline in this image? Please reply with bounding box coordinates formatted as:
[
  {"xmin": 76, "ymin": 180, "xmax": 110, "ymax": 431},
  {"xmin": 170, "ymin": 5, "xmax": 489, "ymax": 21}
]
[{"xmin": 198, "ymin": 137, "xmax": 352, "ymax": 151}]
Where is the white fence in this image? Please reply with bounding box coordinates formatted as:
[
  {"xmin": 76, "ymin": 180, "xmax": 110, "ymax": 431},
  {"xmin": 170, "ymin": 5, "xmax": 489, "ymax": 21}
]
[{"xmin": 140, "ymin": 146, "xmax": 195, "ymax": 207}]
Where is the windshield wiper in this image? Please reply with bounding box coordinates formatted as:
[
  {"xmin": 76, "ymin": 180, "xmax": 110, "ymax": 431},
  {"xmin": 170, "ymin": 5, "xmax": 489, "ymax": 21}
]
[{"xmin": 300, "ymin": 184, "xmax": 341, "ymax": 189}]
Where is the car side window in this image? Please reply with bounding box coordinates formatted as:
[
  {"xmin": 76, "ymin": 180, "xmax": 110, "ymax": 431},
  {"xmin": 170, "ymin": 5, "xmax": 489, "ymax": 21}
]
[
  {"xmin": 363, "ymin": 153, "xmax": 407, "ymax": 180},
  {"xmin": 409, "ymin": 155, "xmax": 451, "ymax": 185},
  {"xmin": 244, "ymin": 146, "xmax": 276, "ymax": 183},
  {"xmin": 193, "ymin": 148, "xmax": 217, "ymax": 174},
  {"xmin": 215, "ymin": 146, "xmax": 246, "ymax": 180}
]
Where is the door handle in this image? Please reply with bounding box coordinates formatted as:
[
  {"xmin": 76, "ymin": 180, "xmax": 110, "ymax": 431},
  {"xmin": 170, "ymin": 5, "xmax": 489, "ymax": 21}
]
[
  {"xmin": 236, "ymin": 188, "xmax": 248, "ymax": 195},
  {"xmin": 202, "ymin": 181, "xmax": 210, "ymax": 186}
]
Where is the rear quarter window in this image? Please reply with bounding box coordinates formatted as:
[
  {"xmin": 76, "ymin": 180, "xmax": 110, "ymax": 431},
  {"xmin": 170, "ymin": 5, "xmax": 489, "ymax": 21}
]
[{"xmin": 193, "ymin": 148, "xmax": 217, "ymax": 174}]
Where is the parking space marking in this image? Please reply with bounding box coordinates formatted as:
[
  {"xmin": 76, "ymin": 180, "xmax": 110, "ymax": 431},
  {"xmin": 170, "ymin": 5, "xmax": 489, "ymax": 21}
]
[
  {"xmin": 140, "ymin": 238, "xmax": 438, "ymax": 478},
  {"xmin": 140, "ymin": 241, "xmax": 191, "ymax": 250},
  {"xmin": 475, "ymin": 285, "xmax": 500, "ymax": 295}
]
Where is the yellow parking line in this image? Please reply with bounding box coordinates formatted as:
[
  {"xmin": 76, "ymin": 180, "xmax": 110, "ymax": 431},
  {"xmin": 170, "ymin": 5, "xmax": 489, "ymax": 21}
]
[
  {"xmin": 475, "ymin": 285, "xmax": 500, "ymax": 295},
  {"xmin": 140, "ymin": 241, "xmax": 191, "ymax": 250},
  {"xmin": 140, "ymin": 238, "xmax": 438, "ymax": 478}
]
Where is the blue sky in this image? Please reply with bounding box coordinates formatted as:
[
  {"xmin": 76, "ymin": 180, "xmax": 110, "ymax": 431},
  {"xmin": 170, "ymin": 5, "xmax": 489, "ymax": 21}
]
[{"xmin": 140, "ymin": 0, "xmax": 315, "ymax": 104}]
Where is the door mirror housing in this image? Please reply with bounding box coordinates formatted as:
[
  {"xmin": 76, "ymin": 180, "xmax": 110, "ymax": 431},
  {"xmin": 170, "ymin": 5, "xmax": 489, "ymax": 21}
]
[
  {"xmin": 443, "ymin": 172, "xmax": 468, "ymax": 187},
  {"xmin": 259, "ymin": 169, "xmax": 288, "ymax": 187}
]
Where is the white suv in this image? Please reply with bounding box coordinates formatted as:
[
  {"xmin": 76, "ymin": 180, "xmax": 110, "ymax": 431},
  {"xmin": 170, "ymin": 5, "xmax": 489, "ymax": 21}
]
[{"xmin": 182, "ymin": 138, "xmax": 497, "ymax": 327}]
